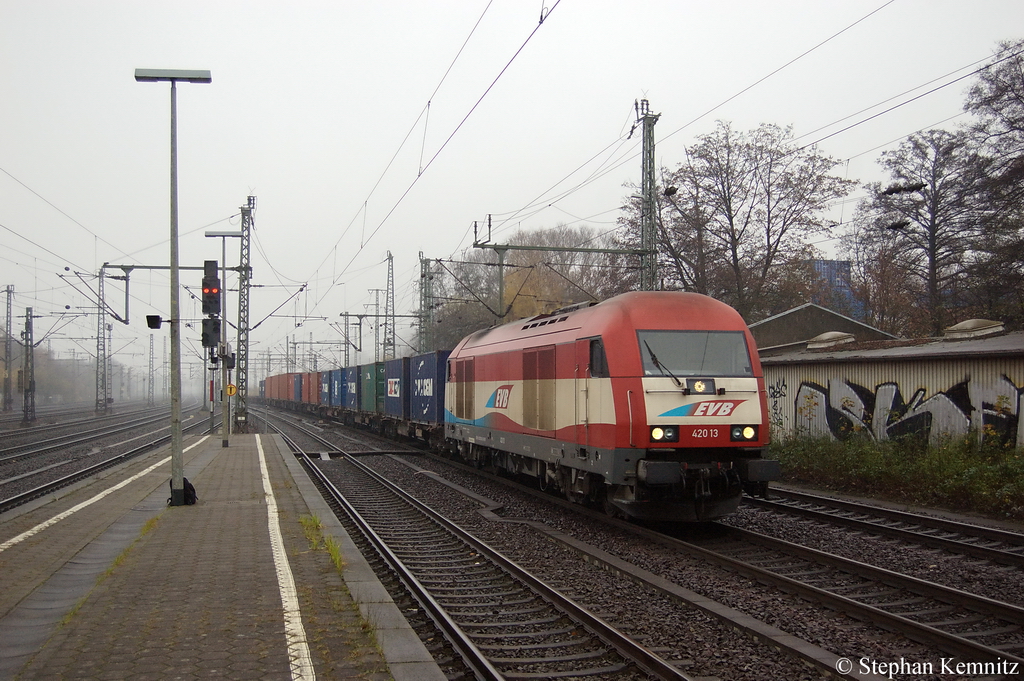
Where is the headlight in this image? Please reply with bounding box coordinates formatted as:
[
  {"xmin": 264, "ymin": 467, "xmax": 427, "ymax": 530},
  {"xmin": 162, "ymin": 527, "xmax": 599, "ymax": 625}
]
[
  {"xmin": 650, "ymin": 426, "xmax": 679, "ymax": 442},
  {"xmin": 730, "ymin": 425, "xmax": 758, "ymax": 442}
]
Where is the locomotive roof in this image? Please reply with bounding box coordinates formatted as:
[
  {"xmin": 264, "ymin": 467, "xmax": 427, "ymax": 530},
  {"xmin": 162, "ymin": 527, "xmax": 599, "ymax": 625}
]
[{"xmin": 453, "ymin": 291, "xmax": 749, "ymax": 355}]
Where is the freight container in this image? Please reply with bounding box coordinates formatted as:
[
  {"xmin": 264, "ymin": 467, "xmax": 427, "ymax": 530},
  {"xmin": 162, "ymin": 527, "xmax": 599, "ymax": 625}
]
[
  {"xmin": 410, "ymin": 350, "xmax": 450, "ymax": 425},
  {"xmin": 359, "ymin": 362, "xmax": 385, "ymax": 414},
  {"xmin": 320, "ymin": 371, "xmax": 331, "ymax": 406},
  {"xmin": 267, "ymin": 373, "xmax": 293, "ymax": 402},
  {"xmin": 328, "ymin": 368, "xmax": 344, "ymax": 407},
  {"xmin": 384, "ymin": 357, "xmax": 411, "ymax": 421},
  {"xmin": 302, "ymin": 372, "xmax": 320, "ymax": 406},
  {"xmin": 292, "ymin": 373, "xmax": 303, "ymax": 404},
  {"xmin": 342, "ymin": 366, "xmax": 360, "ymax": 411}
]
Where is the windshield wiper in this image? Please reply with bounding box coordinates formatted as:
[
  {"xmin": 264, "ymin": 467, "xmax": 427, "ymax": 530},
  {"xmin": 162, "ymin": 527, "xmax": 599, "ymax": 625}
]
[{"xmin": 643, "ymin": 340, "xmax": 683, "ymax": 388}]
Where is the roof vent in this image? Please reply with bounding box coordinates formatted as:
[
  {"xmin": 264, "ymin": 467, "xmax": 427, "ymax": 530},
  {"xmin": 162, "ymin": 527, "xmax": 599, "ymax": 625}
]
[
  {"xmin": 943, "ymin": 319, "xmax": 1004, "ymax": 339},
  {"xmin": 807, "ymin": 331, "xmax": 855, "ymax": 349}
]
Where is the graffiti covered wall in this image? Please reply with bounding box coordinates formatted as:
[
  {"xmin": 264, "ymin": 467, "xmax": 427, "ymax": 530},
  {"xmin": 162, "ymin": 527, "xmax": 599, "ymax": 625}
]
[{"xmin": 764, "ymin": 361, "xmax": 1024, "ymax": 448}]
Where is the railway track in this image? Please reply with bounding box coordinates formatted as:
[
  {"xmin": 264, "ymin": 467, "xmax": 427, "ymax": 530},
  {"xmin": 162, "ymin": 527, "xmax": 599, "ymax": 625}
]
[
  {"xmin": 683, "ymin": 525, "xmax": 1024, "ymax": 666},
  {"xmin": 266, "ymin": 410, "xmax": 913, "ymax": 680},
  {"xmin": 0, "ymin": 403, "xmax": 106, "ymax": 429},
  {"xmin": 267, "ymin": 415, "xmax": 690, "ymax": 680},
  {"xmin": 744, "ymin": 488, "xmax": 1024, "ymax": 568},
  {"xmin": 0, "ymin": 405, "xmax": 180, "ymax": 464},
  {"xmin": 0, "ymin": 410, "xmax": 213, "ymax": 514},
  {"xmin": 391, "ymin": 444, "xmax": 1024, "ymax": 672}
]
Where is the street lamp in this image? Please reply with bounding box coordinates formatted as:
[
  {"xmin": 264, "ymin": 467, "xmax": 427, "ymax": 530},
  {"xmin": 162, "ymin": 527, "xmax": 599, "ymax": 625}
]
[
  {"xmin": 135, "ymin": 68, "xmax": 211, "ymax": 506},
  {"xmin": 206, "ymin": 230, "xmax": 242, "ymax": 448}
]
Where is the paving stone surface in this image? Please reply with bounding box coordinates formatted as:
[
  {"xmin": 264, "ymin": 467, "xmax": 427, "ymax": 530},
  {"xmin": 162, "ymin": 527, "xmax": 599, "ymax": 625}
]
[{"xmin": 2, "ymin": 434, "xmax": 401, "ymax": 680}]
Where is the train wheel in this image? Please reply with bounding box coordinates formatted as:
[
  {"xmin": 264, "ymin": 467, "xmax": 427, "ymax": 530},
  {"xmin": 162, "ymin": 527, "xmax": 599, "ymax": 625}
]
[{"xmin": 600, "ymin": 489, "xmax": 621, "ymax": 518}]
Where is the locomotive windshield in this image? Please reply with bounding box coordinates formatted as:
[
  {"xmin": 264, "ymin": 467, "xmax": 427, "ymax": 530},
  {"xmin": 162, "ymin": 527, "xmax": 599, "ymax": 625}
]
[{"xmin": 637, "ymin": 330, "xmax": 753, "ymax": 377}]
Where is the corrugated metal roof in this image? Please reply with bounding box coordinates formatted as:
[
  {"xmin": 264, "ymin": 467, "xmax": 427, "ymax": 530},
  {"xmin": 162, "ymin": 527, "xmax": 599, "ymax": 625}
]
[{"xmin": 760, "ymin": 330, "xmax": 1024, "ymax": 365}]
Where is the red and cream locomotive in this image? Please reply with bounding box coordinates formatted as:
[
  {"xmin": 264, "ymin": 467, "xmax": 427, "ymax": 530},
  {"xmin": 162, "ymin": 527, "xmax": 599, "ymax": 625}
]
[{"xmin": 443, "ymin": 291, "xmax": 779, "ymax": 521}]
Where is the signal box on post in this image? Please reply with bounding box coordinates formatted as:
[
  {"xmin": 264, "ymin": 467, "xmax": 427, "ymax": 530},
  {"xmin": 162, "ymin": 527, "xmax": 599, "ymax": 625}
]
[
  {"xmin": 201, "ymin": 260, "xmax": 220, "ymax": 316},
  {"xmin": 201, "ymin": 318, "xmax": 221, "ymax": 348}
]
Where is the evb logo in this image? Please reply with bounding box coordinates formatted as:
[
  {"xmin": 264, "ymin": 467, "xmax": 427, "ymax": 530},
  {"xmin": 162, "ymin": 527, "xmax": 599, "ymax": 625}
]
[
  {"xmin": 486, "ymin": 385, "xmax": 514, "ymax": 409},
  {"xmin": 658, "ymin": 399, "xmax": 746, "ymax": 418}
]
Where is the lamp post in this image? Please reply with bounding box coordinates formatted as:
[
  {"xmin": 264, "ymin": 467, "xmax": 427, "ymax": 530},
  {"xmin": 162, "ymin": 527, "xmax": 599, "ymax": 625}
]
[
  {"xmin": 135, "ymin": 68, "xmax": 211, "ymax": 506},
  {"xmin": 206, "ymin": 230, "xmax": 242, "ymax": 447}
]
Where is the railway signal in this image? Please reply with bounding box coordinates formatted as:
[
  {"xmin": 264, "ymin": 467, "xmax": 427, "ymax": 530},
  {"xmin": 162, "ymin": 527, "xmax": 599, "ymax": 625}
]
[
  {"xmin": 201, "ymin": 317, "xmax": 221, "ymax": 347},
  {"xmin": 201, "ymin": 260, "xmax": 220, "ymax": 316}
]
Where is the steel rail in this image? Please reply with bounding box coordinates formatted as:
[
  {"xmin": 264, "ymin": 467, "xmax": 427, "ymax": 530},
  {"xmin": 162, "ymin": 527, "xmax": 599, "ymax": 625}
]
[
  {"xmin": 0, "ymin": 413, "xmax": 212, "ymax": 513},
  {"xmin": 269, "ymin": 414, "xmax": 692, "ymax": 681},
  {"xmin": 667, "ymin": 527, "xmax": 1024, "ymax": 666},
  {"xmin": 416, "ymin": 449, "xmax": 1024, "ymax": 674},
  {"xmin": 1, "ymin": 408, "xmax": 178, "ymax": 463},
  {"xmin": 745, "ymin": 489, "xmax": 1024, "ymax": 567}
]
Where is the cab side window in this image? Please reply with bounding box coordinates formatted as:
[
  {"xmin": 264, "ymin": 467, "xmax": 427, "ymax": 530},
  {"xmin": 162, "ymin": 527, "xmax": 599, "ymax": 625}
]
[{"xmin": 589, "ymin": 338, "xmax": 609, "ymax": 378}]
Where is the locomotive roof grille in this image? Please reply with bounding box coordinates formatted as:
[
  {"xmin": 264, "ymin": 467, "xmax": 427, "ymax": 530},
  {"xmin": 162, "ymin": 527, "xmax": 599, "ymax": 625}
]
[{"xmin": 522, "ymin": 315, "xmax": 569, "ymax": 330}]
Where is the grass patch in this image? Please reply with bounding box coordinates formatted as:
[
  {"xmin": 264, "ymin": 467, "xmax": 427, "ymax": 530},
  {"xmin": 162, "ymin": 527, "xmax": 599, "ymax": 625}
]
[
  {"xmin": 299, "ymin": 513, "xmax": 324, "ymax": 549},
  {"xmin": 299, "ymin": 514, "xmax": 347, "ymax": 571},
  {"xmin": 323, "ymin": 534, "xmax": 347, "ymax": 572},
  {"xmin": 771, "ymin": 433, "xmax": 1024, "ymax": 520}
]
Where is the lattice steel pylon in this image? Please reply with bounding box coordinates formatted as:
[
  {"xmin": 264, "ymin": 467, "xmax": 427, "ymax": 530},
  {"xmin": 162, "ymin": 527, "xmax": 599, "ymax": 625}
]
[
  {"xmin": 22, "ymin": 307, "xmax": 35, "ymax": 424},
  {"xmin": 148, "ymin": 334, "xmax": 155, "ymax": 406},
  {"xmin": 383, "ymin": 251, "xmax": 395, "ymax": 361},
  {"xmin": 95, "ymin": 271, "xmax": 109, "ymax": 412},
  {"xmin": 418, "ymin": 252, "xmax": 436, "ymax": 352},
  {"xmin": 638, "ymin": 99, "xmax": 660, "ymax": 291},
  {"xmin": 234, "ymin": 195, "xmax": 255, "ymax": 432},
  {"xmin": 4, "ymin": 285, "xmax": 12, "ymax": 412}
]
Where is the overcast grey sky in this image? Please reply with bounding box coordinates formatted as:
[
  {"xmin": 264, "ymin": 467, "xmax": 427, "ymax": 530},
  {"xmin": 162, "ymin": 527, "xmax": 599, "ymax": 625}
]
[{"xmin": 2, "ymin": 0, "xmax": 1022, "ymax": 381}]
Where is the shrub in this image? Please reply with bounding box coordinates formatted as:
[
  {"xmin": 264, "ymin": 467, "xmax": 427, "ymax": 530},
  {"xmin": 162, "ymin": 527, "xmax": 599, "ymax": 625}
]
[{"xmin": 769, "ymin": 435, "xmax": 1024, "ymax": 520}]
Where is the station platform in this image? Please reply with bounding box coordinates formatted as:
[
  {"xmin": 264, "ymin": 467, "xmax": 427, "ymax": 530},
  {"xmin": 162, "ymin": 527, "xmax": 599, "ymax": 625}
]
[{"xmin": 0, "ymin": 432, "xmax": 446, "ymax": 681}]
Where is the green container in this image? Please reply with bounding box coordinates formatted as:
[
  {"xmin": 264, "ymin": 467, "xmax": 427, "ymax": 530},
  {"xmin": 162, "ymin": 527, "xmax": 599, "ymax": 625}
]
[{"xmin": 359, "ymin": 362, "xmax": 385, "ymax": 414}]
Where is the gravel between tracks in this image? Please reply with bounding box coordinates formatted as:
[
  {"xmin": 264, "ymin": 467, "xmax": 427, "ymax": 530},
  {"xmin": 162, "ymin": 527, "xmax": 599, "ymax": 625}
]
[{"xmin": 350, "ymin": 453, "xmax": 998, "ymax": 681}]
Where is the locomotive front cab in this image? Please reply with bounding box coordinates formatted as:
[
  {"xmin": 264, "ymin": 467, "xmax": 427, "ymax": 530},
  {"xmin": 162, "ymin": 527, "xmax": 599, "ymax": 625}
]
[{"xmin": 610, "ymin": 327, "xmax": 780, "ymax": 521}]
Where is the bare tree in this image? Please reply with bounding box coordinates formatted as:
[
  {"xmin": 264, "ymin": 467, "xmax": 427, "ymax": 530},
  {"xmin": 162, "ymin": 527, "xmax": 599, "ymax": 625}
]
[
  {"xmin": 622, "ymin": 121, "xmax": 854, "ymax": 320},
  {"xmin": 965, "ymin": 38, "xmax": 1024, "ymax": 189},
  {"xmin": 429, "ymin": 224, "xmax": 626, "ymax": 348},
  {"xmin": 857, "ymin": 129, "xmax": 989, "ymax": 335},
  {"xmin": 963, "ymin": 38, "xmax": 1024, "ymax": 328},
  {"xmin": 839, "ymin": 223, "xmax": 921, "ymax": 336}
]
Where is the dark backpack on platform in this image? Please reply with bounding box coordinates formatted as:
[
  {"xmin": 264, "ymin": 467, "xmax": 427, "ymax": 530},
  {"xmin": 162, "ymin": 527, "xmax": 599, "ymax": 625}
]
[{"xmin": 168, "ymin": 477, "xmax": 199, "ymax": 505}]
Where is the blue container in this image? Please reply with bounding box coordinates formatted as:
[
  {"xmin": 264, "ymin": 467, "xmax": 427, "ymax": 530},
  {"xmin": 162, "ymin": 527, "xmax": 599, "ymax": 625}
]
[
  {"xmin": 328, "ymin": 368, "xmax": 343, "ymax": 407},
  {"xmin": 410, "ymin": 350, "xmax": 450, "ymax": 425},
  {"xmin": 342, "ymin": 366, "xmax": 360, "ymax": 410},
  {"xmin": 292, "ymin": 373, "xmax": 303, "ymax": 404},
  {"xmin": 320, "ymin": 371, "xmax": 331, "ymax": 406},
  {"xmin": 384, "ymin": 358, "xmax": 411, "ymax": 420}
]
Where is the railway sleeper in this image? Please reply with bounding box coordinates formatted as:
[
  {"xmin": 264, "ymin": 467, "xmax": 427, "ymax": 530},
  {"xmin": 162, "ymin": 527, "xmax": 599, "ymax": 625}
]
[
  {"xmin": 460, "ymin": 616, "xmax": 564, "ymax": 629},
  {"xmin": 488, "ymin": 649, "xmax": 613, "ymax": 665},
  {"xmin": 476, "ymin": 639, "xmax": 594, "ymax": 652}
]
